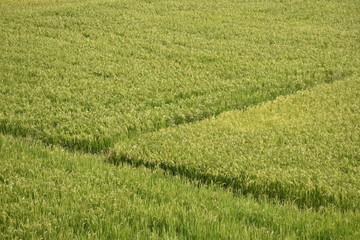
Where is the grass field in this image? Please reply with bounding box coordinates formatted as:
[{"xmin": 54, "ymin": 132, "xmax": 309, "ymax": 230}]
[{"xmin": 1, "ymin": 0, "xmax": 360, "ymax": 239}]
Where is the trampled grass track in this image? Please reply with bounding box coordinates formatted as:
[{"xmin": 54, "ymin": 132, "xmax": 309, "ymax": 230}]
[
  {"xmin": 111, "ymin": 77, "xmax": 360, "ymax": 210},
  {"xmin": 1, "ymin": 0, "xmax": 359, "ymax": 152},
  {"xmin": 1, "ymin": 134, "xmax": 360, "ymax": 239}
]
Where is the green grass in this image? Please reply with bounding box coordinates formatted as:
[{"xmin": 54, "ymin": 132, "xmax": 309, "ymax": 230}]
[
  {"xmin": 111, "ymin": 77, "xmax": 360, "ymax": 210},
  {"xmin": 1, "ymin": 134, "xmax": 359, "ymax": 239},
  {"xmin": 1, "ymin": 0, "xmax": 359, "ymax": 152}
]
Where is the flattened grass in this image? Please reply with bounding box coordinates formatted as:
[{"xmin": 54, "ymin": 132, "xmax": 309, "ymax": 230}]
[
  {"xmin": 1, "ymin": 134, "xmax": 359, "ymax": 239},
  {"xmin": 1, "ymin": 0, "xmax": 359, "ymax": 152},
  {"xmin": 111, "ymin": 77, "xmax": 360, "ymax": 210}
]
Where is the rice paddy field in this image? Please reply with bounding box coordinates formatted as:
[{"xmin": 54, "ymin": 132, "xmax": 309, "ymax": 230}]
[{"xmin": 1, "ymin": 0, "xmax": 360, "ymax": 239}]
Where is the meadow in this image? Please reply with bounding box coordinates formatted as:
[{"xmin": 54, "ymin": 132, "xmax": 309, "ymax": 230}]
[{"xmin": 1, "ymin": 0, "xmax": 360, "ymax": 239}]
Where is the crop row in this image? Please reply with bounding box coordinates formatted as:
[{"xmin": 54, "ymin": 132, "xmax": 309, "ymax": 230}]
[
  {"xmin": 1, "ymin": 0, "xmax": 359, "ymax": 152},
  {"xmin": 111, "ymin": 77, "xmax": 360, "ymax": 210},
  {"xmin": 1, "ymin": 134, "xmax": 359, "ymax": 239}
]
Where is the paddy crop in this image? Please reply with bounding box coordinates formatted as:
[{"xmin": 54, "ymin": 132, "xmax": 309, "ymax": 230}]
[
  {"xmin": 1, "ymin": 134, "xmax": 359, "ymax": 239},
  {"xmin": 111, "ymin": 77, "xmax": 360, "ymax": 210},
  {"xmin": 1, "ymin": 0, "xmax": 360, "ymax": 238},
  {"xmin": 1, "ymin": 0, "xmax": 359, "ymax": 152}
]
